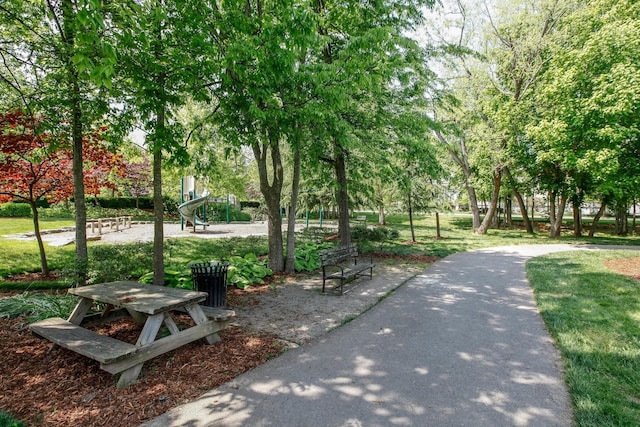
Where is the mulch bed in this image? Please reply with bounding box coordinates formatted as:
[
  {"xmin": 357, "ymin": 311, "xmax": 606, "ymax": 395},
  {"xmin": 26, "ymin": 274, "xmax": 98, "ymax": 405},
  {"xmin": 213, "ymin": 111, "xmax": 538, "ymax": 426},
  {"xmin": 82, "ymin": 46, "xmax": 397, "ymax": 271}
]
[
  {"xmin": 0, "ymin": 314, "xmax": 284, "ymax": 426},
  {"xmin": 603, "ymin": 256, "xmax": 640, "ymax": 281}
]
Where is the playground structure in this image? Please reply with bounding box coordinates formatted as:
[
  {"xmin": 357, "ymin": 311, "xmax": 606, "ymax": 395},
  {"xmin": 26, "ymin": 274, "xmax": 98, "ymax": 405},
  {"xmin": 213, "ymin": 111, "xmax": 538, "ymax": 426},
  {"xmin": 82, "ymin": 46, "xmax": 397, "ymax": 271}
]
[
  {"xmin": 179, "ymin": 190, "xmax": 211, "ymax": 231},
  {"xmin": 179, "ymin": 176, "xmax": 235, "ymax": 231}
]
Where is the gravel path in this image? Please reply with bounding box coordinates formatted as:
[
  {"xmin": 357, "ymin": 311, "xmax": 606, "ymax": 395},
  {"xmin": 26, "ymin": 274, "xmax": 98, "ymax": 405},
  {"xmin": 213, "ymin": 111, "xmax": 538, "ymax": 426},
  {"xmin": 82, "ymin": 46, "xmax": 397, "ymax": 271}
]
[{"xmin": 6, "ymin": 221, "xmax": 298, "ymax": 246}]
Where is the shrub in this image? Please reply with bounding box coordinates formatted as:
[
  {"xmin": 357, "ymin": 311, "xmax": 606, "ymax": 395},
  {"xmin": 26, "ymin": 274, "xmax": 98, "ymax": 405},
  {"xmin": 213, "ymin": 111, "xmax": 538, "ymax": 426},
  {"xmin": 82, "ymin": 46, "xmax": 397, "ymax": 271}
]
[
  {"xmin": 39, "ymin": 203, "xmax": 74, "ymax": 218},
  {"xmin": 242, "ymin": 207, "xmax": 266, "ymax": 221},
  {"xmin": 87, "ymin": 243, "xmax": 153, "ymax": 284},
  {"xmin": 227, "ymin": 253, "xmax": 273, "ymax": 289},
  {"xmin": 0, "ymin": 203, "xmax": 32, "ymax": 217},
  {"xmin": 163, "ymin": 195, "xmax": 179, "ymax": 216},
  {"xmin": 294, "ymin": 241, "xmax": 333, "ymax": 272},
  {"xmin": 0, "ymin": 410, "xmax": 25, "ymax": 427},
  {"xmin": 137, "ymin": 253, "xmax": 272, "ymax": 290},
  {"xmin": 206, "ymin": 204, "xmax": 252, "ymax": 222},
  {"xmin": 91, "ymin": 196, "xmax": 154, "ymax": 210},
  {"xmin": 240, "ymin": 201, "xmax": 261, "ymax": 209},
  {"xmin": 138, "ymin": 266, "xmax": 193, "ymax": 289},
  {"xmin": 351, "ymin": 225, "xmax": 399, "ymax": 242}
]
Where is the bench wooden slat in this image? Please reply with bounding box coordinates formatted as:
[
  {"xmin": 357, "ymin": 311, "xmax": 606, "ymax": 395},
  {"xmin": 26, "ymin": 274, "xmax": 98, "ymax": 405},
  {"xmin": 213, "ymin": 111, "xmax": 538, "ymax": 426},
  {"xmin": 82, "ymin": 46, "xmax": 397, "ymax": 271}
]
[
  {"xmin": 30, "ymin": 317, "xmax": 136, "ymax": 364},
  {"xmin": 327, "ymin": 263, "xmax": 374, "ymax": 280},
  {"xmin": 199, "ymin": 306, "xmax": 236, "ymax": 321},
  {"xmin": 172, "ymin": 306, "xmax": 235, "ymax": 321}
]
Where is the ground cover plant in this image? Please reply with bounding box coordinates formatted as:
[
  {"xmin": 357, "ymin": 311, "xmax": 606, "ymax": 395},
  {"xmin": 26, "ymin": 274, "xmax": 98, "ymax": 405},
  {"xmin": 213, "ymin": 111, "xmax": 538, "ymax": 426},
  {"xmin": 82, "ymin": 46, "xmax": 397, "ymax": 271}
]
[
  {"xmin": 527, "ymin": 250, "xmax": 640, "ymax": 426},
  {"xmin": 0, "ymin": 410, "xmax": 24, "ymax": 427}
]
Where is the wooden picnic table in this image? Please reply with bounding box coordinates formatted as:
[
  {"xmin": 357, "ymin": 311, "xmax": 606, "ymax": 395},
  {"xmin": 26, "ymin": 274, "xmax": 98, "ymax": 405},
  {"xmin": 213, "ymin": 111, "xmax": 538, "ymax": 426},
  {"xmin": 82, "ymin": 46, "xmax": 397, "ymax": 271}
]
[{"xmin": 30, "ymin": 281, "xmax": 234, "ymax": 387}]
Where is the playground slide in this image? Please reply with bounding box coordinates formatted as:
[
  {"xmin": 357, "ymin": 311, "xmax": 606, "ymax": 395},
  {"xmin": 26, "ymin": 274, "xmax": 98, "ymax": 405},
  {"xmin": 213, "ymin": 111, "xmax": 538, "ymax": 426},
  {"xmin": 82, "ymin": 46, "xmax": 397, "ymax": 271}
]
[{"xmin": 178, "ymin": 191, "xmax": 210, "ymax": 227}]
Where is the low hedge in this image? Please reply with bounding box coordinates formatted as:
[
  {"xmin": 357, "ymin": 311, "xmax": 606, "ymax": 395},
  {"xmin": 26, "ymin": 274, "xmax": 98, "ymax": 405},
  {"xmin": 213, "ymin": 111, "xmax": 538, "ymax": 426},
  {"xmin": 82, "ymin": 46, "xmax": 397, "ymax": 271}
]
[{"xmin": 0, "ymin": 203, "xmax": 33, "ymax": 217}]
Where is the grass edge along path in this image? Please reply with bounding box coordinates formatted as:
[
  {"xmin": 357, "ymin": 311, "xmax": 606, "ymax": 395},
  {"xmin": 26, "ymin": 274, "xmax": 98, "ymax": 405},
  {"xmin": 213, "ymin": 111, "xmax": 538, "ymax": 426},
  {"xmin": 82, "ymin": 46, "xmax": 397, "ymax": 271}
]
[{"xmin": 527, "ymin": 250, "xmax": 640, "ymax": 427}]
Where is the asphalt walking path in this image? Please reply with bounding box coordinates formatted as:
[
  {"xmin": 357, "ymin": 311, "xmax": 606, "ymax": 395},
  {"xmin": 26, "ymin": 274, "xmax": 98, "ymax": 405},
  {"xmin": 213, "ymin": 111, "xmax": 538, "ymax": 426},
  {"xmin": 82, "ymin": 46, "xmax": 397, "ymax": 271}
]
[{"xmin": 142, "ymin": 244, "xmax": 637, "ymax": 427}]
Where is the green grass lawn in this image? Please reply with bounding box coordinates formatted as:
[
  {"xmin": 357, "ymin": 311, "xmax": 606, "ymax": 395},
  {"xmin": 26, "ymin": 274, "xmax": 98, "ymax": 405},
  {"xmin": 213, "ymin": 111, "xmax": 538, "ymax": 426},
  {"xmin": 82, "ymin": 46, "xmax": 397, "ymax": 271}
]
[
  {"xmin": 528, "ymin": 250, "xmax": 640, "ymax": 426},
  {"xmin": 355, "ymin": 212, "xmax": 639, "ymax": 258},
  {"xmin": 0, "ymin": 218, "xmax": 76, "ymax": 287},
  {"xmin": 0, "ymin": 217, "xmax": 74, "ymax": 235}
]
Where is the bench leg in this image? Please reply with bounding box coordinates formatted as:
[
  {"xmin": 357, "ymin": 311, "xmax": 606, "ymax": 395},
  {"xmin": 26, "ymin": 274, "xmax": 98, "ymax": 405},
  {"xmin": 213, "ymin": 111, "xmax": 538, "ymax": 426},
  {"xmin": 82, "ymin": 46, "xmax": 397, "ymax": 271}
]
[
  {"xmin": 185, "ymin": 303, "xmax": 221, "ymax": 344},
  {"xmin": 117, "ymin": 365, "xmax": 142, "ymax": 388}
]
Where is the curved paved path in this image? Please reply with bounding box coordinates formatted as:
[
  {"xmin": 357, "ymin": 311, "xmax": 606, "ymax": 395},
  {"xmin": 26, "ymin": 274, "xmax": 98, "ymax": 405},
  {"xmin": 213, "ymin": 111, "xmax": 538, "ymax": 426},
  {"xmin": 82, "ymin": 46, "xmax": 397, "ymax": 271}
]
[{"xmin": 142, "ymin": 244, "xmax": 638, "ymax": 427}]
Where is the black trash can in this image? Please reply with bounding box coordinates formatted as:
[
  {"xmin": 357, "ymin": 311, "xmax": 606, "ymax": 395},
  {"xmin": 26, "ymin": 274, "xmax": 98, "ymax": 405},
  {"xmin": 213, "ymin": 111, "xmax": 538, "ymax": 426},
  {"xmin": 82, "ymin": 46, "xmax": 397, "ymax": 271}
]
[{"xmin": 190, "ymin": 262, "xmax": 229, "ymax": 307}]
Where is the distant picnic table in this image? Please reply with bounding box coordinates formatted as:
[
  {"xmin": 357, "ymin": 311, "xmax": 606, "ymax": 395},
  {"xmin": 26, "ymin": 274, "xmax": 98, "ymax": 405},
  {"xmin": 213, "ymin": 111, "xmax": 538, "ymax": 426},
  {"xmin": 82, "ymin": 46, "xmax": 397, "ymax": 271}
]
[
  {"xmin": 30, "ymin": 281, "xmax": 234, "ymax": 387},
  {"xmin": 87, "ymin": 216, "xmax": 132, "ymax": 235}
]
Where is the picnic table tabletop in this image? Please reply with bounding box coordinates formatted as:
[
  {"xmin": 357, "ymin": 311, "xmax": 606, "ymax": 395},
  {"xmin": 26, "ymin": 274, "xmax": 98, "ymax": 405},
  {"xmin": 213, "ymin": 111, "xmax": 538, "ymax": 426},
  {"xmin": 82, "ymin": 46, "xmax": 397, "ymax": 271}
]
[{"xmin": 68, "ymin": 281, "xmax": 207, "ymax": 315}]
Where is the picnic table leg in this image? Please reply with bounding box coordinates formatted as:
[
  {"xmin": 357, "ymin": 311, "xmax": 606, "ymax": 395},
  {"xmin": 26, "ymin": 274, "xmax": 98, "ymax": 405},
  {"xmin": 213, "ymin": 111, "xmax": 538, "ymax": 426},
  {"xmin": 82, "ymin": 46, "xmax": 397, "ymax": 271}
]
[
  {"xmin": 163, "ymin": 312, "xmax": 180, "ymax": 335},
  {"xmin": 67, "ymin": 297, "xmax": 93, "ymax": 325},
  {"xmin": 185, "ymin": 303, "xmax": 221, "ymax": 344},
  {"xmin": 116, "ymin": 313, "xmax": 163, "ymax": 388}
]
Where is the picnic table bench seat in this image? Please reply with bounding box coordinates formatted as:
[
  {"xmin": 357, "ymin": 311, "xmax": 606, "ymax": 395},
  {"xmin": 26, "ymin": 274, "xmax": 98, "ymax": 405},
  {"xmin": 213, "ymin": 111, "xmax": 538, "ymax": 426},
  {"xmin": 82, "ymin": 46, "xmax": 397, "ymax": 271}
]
[
  {"xmin": 319, "ymin": 244, "xmax": 375, "ymax": 294},
  {"xmin": 30, "ymin": 317, "xmax": 137, "ymax": 364}
]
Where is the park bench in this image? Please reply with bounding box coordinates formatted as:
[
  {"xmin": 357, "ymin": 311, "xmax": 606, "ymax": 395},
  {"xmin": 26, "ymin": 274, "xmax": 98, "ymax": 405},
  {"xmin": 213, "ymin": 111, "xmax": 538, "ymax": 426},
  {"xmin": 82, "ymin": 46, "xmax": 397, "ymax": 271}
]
[
  {"xmin": 354, "ymin": 215, "xmax": 367, "ymax": 226},
  {"xmin": 319, "ymin": 244, "xmax": 375, "ymax": 294}
]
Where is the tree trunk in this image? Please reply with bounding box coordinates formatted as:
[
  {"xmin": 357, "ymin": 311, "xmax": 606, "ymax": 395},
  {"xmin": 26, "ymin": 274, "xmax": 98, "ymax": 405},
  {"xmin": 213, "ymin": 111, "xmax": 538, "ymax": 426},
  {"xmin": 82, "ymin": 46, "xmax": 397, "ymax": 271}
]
[
  {"xmin": 492, "ymin": 198, "xmax": 500, "ymax": 229},
  {"xmin": 572, "ymin": 200, "xmax": 582, "ymax": 238},
  {"xmin": 152, "ymin": 145, "xmax": 164, "ymax": 285},
  {"xmin": 503, "ymin": 166, "xmax": 533, "ymax": 233},
  {"xmin": 285, "ymin": 147, "xmax": 301, "ymax": 274},
  {"xmin": 71, "ymin": 80, "xmax": 88, "ymax": 286},
  {"xmin": 616, "ymin": 205, "xmax": 628, "ymax": 235},
  {"xmin": 60, "ymin": 0, "xmax": 88, "ymax": 286},
  {"xmin": 436, "ymin": 212, "xmax": 441, "ymax": 239},
  {"xmin": 408, "ymin": 188, "xmax": 416, "ymax": 242},
  {"xmin": 468, "ymin": 183, "xmax": 481, "ymax": 230},
  {"xmin": 375, "ymin": 182, "xmax": 386, "ymax": 225},
  {"xmin": 513, "ymin": 188, "xmax": 533, "ymax": 233},
  {"xmin": 531, "ymin": 197, "xmax": 535, "ymax": 225},
  {"xmin": 476, "ymin": 167, "xmax": 502, "ymax": 235},
  {"xmin": 550, "ymin": 191, "xmax": 568, "ymax": 238},
  {"xmin": 505, "ymin": 196, "xmax": 512, "ymax": 228},
  {"xmin": 434, "ymin": 130, "xmax": 480, "ymax": 229},
  {"xmin": 333, "ymin": 141, "xmax": 351, "ymax": 248},
  {"xmin": 253, "ymin": 136, "xmax": 284, "ymax": 272},
  {"xmin": 588, "ymin": 200, "xmax": 606, "ymax": 238},
  {"xmin": 30, "ymin": 202, "xmax": 49, "ymax": 276},
  {"xmin": 633, "ymin": 200, "xmax": 637, "ymax": 236},
  {"xmin": 549, "ymin": 190, "xmax": 556, "ymax": 230}
]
